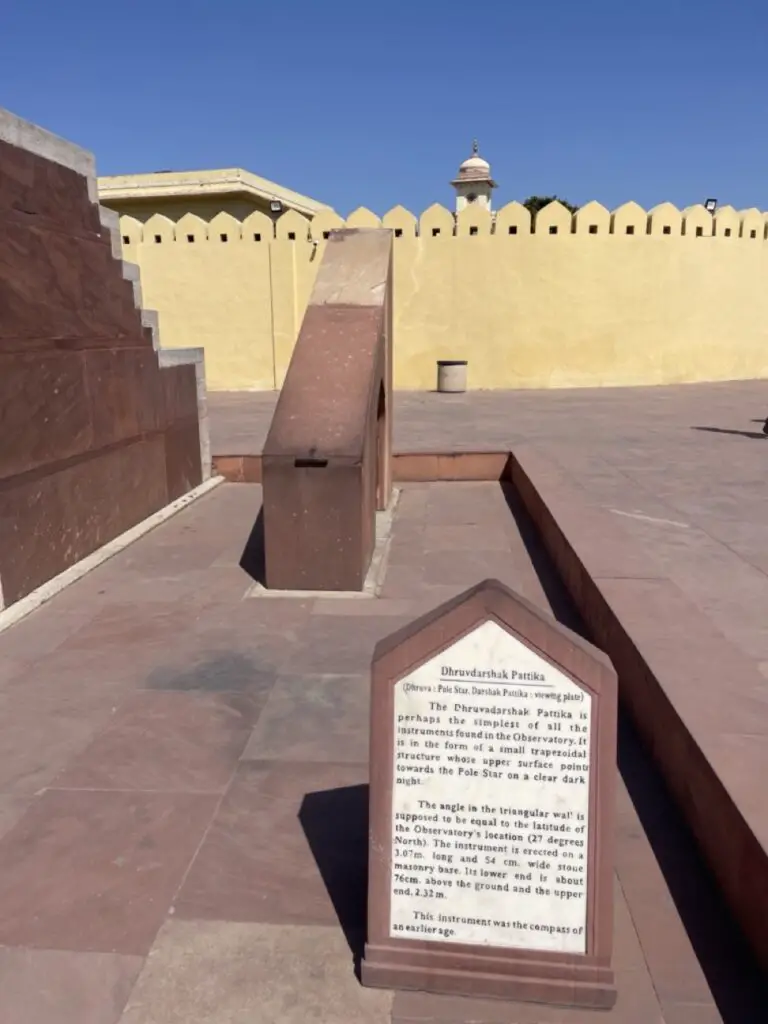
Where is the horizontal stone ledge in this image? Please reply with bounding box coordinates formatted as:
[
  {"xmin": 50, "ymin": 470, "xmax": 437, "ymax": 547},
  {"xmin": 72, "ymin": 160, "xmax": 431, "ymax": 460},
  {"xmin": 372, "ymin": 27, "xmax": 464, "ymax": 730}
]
[
  {"xmin": 158, "ymin": 346, "xmax": 205, "ymax": 367},
  {"xmin": 508, "ymin": 443, "xmax": 768, "ymax": 975},
  {"xmin": 0, "ymin": 106, "xmax": 95, "ymax": 178}
]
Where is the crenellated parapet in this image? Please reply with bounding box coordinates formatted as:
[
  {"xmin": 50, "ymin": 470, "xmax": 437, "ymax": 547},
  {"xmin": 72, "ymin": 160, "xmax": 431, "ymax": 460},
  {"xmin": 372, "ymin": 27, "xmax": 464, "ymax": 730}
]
[
  {"xmin": 111, "ymin": 195, "xmax": 768, "ymax": 393},
  {"xmin": 117, "ymin": 200, "xmax": 768, "ymax": 246}
]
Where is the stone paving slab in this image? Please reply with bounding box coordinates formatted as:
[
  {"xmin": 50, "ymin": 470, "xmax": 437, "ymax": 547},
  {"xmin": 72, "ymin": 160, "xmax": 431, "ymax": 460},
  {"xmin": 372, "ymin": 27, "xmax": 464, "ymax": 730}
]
[
  {"xmin": 0, "ymin": 481, "xmax": 764, "ymax": 1022},
  {"xmin": 119, "ymin": 921, "xmax": 393, "ymax": 1024},
  {"xmin": 0, "ymin": 948, "xmax": 144, "ymax": 1024},
  {"xmin": 209, "ymin": 382, "xmax": 768, "ymax": 668},
  {"xmin": 208, "ymin": 380, "xmax": 768, "ymax": 452}
]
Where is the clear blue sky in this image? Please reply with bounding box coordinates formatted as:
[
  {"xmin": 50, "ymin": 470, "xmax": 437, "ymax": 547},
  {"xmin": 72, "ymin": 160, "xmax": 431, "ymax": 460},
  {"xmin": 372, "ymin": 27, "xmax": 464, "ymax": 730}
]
[{"xmin": 2, "ymin": 1, "xmax": 766, "ymax": 216}]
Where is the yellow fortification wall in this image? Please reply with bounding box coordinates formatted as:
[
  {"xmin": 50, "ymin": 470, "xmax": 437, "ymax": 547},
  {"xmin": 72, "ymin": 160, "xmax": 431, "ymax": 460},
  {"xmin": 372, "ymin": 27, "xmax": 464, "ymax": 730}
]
[{"xmin": 117, "ymin": 201, "xmax": 768, "ymax": 391}]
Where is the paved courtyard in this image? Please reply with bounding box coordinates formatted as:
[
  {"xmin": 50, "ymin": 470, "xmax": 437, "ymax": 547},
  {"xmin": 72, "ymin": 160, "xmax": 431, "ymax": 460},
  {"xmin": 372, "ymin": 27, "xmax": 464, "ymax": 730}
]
[
  {"xmin": 213, "ymin": 381, "xmax": 768, "ymax": 674},
  {"xmin": 0, "ymin": 382, "xmax": 767, "ymax": 1023}
]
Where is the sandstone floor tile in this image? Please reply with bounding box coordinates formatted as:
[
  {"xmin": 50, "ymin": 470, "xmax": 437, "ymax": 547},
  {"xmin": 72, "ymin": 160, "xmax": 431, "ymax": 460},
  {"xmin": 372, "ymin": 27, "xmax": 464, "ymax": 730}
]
[
  {"xmin": 118, "ymin": 920, "xmax": 391, "ymax": 1024},
  {"xmin": 58, "ymin": 601, "xmax": 197, "ymax": 653},
  {"xmin": 0, "ymin": 788, "xmax": 218, "ymax": 954},
  {"xmin": 658, "ymin": 1004, "xmax": 726, "ymax": 1024},
  {"xmin": 0, "ymin": 654, "xmax": 25, "ymax": 691},
  {"xmin": 194, "ymin": 596, "xmax": 314, "ymax": 633},
  {"xmin": 5, "ymin": 618, "xmax": 177, "ymax": 700},
  {"xmin": 57, "ymin": 564, "xmax": 250, "ymax": 609},
  {"xmin": 392, "ymin": 502, "xmax": 429, "ymax": 529},
  {"xmin": 423, "ymin": 524, "xmax": 511, "ymax": 552},
  {"xmin": 311, "ymin": 597, "xmax": 415, "ymax": 617},
  {"xmin": 389, "ymin": 515, "xmax": 426, "ymax": 540},
  {"xmin": 283, "ymin": 614, "xmax": 411, "ymax": 675},
  {"xmin": 615, "ymin": 859, "xmax": 714, "ymax": 1008},
  {"xmin": 174, "ymin": 760, "xmax": 368, "ymax": 929},
  {"xmin": 0, "ymin": 693, "xmax": 116, "ymax": 795},
  {"xmin": 54, "ymin": 691, "xmax": 262, "ymax": 793},
  {"xmin": 395, "ymin": 484, "xmax": 430, "ymax": 517},
  {"xmin": 423, "ymin": 502, "xmax": 513, "ymax": 529},
  {"xmin": 420, "ymin": 548, "xmax": 520, "ymax": 588},
  {"xmin": 381, "ymin": 564, "xmax": 430, "ymax": 598},
  {"xmin": 609, "ymin": 875, "xmax": 648, "ymax": 975},
  {"xmin": 12, "ymin": 635, "xmax": 204, "ymax": 699},
  {"xmin": 402, "ymin": 585, "xmax": 471, "ymax": 620},
  {"xmin": 423, "ymin": 483, "xmax": 513, "ymax": 527},
  {"xmin": 111, "ymin": 539, "xmax": 227, "ymax": 577},
  {"xmin": 0, "ymin": 947, "xmax": 143, "ymax": 1024},
  {"xmin": 0, "ymin": 793, "xmax": 31, "ymax": 840},
  {"xmin": 0, "ymin": 605, "xmax": 96, "ymax": 664},
  {"xmin": 241, "ymin": 673, "xmax": 369, "ymax": 763},
  {"xmin": 159, "ymin": 482, "xmax": 261, "ymax": 528},
  {"xmin": 386, "ymin": 536, "xmax": 427, "ymax": 570}
]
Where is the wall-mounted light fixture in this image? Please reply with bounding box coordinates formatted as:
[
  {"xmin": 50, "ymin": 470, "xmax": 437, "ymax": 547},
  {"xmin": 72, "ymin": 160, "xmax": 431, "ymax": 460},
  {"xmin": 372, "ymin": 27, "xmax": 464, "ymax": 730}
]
[
  {"xmin": 270, "ymin": 199, "xmax": 283, "ymax": 213},
  {"xmin": 705, "ymin": 198, "xmax": 717, "ymax": 214}
]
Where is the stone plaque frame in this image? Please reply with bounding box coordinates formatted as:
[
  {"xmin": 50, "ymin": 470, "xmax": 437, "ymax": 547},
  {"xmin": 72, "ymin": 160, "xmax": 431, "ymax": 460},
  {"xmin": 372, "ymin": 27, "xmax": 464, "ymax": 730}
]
[{"xmin": 361, "ymin": 579, "xmax": 618, "ymax": 1008}]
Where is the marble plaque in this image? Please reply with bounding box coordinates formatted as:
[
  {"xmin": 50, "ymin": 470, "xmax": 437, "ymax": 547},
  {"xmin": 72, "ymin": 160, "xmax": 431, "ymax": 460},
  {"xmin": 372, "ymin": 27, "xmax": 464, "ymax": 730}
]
[
  {"xmin": 362, "ymin": 579, "xmax": 618, "ymax": 1008},
  {"xmin": 390, "ymin": 619, "xmax": 591, "ymax": 953}
]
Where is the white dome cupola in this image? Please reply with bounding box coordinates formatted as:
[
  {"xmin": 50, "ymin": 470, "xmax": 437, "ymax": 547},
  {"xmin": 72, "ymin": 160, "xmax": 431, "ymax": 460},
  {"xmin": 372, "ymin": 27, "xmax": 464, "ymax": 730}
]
[{"xmin": 450, "ymin": 140, "xmax": 497, "ymax": 214}]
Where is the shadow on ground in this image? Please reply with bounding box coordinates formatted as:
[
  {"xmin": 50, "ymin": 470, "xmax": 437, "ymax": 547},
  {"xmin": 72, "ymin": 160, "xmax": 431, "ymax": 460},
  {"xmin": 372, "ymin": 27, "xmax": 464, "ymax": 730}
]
[
  {"xmin": 692, "ymin": 425, "xmax": 767, "ymax": 440},
  {"xmin": 239, "ymin": 507, "xmax": 266, "ymax": 586},
  {"xmin": 299, "ymin": 783, "xmax": 369, "ymax": 979},
  {"xmin": 500, "ymin": 482, "xmax": 585, "ymax": 634}
]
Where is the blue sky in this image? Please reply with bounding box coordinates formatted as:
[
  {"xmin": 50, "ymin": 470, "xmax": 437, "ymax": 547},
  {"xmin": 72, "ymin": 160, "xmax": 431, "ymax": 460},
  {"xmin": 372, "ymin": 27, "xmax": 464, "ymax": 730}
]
[{"xmin": 1, "ymin": 1, "xmax": 766, "ymax": 215}]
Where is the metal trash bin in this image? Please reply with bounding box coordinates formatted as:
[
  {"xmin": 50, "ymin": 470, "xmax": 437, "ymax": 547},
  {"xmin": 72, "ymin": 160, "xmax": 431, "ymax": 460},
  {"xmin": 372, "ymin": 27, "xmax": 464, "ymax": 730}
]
[{"xmin": 436, "ymin": 359, "xmax": 468, "ymax": 393}]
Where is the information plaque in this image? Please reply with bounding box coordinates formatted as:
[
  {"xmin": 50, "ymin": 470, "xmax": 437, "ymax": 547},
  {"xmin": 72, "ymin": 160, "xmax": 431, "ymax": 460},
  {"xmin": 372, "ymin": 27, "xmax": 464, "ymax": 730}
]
[{"xmin": 362, "ymin": 579, "xmax": 617, "ymax": 1008}]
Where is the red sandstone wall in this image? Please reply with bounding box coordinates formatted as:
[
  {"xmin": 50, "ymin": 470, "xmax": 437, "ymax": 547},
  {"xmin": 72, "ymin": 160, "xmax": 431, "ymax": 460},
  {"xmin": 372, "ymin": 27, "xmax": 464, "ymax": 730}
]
[{"xmin": 0, "ymin": 131, "xmax": 203, "ymax": 609}]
